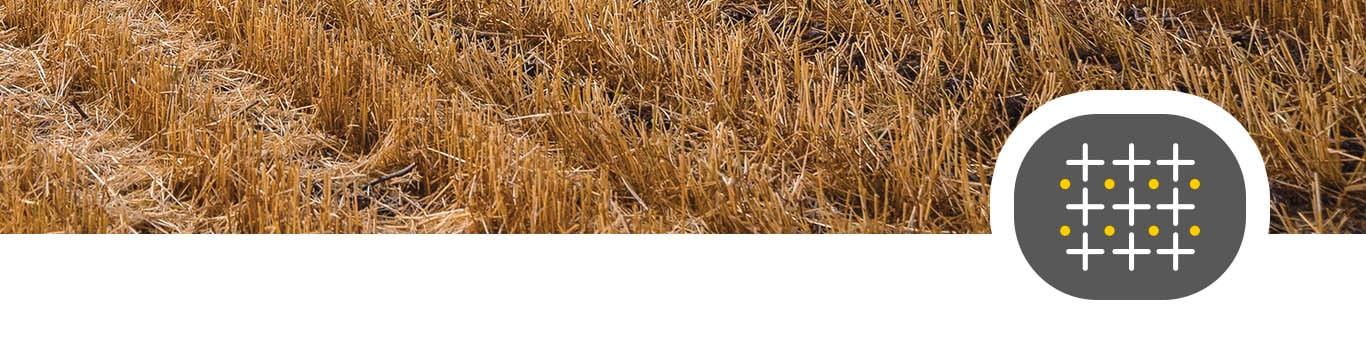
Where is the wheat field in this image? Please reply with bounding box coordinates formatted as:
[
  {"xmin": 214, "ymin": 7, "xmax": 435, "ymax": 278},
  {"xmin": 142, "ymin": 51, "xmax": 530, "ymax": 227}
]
[{"xmin": 0, "ymin": 0, "xmax": 1362, "ymax": 233}]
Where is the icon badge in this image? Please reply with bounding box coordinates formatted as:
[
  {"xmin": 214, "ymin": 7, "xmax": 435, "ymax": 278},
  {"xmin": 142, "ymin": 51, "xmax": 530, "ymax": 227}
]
[{"xmin": 992, "ymin": 91, "xmax": 1269, "ymax": 300}]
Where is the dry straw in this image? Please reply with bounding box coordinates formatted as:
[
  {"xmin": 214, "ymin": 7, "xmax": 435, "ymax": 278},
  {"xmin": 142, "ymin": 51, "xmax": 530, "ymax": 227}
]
[{"xmin": 0, "ymin": 0, "xmax": 1361, "ymax": 233}]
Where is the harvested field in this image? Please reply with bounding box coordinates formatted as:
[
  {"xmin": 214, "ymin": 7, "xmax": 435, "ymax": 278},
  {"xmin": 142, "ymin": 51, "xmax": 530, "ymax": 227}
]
[{"xmin": 0, "ymin": 0, "xmax": 1362, "ymax": 233}]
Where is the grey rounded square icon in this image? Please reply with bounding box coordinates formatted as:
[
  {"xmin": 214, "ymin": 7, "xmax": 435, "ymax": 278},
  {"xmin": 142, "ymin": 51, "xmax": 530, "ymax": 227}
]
[{"xmin": 1014, "ymin": 114, "xmax": 1244, "ymax": 299}]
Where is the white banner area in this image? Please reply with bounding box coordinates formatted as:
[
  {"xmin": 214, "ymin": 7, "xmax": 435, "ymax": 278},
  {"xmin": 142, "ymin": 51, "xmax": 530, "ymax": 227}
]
[{"xmin": 0, "ymin": 235, "xmax": 1360, "ymax": 340}]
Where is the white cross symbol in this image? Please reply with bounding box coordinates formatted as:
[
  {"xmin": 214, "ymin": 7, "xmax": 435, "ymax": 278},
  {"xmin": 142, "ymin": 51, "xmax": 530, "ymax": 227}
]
[
  {"xmin": 1066, "ymin": 143, "xmax": 1105, "ymax": 182},
  {"xmin": 1066, "ymin": 232, "xmax": 1105, "ymax": 271},
  {"xmin": 1156, "ymin": 187, "xmax": 1195, "ymax": 226},
  {"xmin": 1066, "ymin": 188, "xmax": 1104, "ymax": 226},
  {"xmin": 1156, "ymin": 232, "xmax": 1196, "ymax": 271},
  {"xmin": 1155, "ymin": 143, "xmax": 1195, "ymax": 182},
  {"xmin": 1111, "ymin": 187, "xmax": 1151, "ymax": 226},
  {"xmin": 1111, "ymin": 232, "xmax": 1152, "ymax": 271},
  {"xmin": 1111, "ymin": 143, "xmax": 1152, "ymax": 182}
]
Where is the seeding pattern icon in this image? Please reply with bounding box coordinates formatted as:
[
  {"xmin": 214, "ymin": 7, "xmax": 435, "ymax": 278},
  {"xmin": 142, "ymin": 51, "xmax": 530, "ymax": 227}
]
[
  {"xmin": 1060, "ymin": 142, "xmax": 1202, "ymax": 272},
  {"xmin": 1007, "ymin": 101, "xmax": 1250, "ymax": 300}
]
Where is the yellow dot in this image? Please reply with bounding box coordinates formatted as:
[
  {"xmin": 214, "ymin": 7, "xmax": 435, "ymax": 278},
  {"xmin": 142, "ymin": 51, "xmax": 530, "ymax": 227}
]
[
  {"xmin": 1060, "ymin": 225, "xmax": 1072, "ymax": 237},
  {"xmin": 1148, "ymin": 178, "xmax": 1159, "ymax": 190},
  {"xmin": 1189, "ymin": 178, "xmax": 1201, "ymax": 190},
  {"xmin": 1104, "ymin": 225, "xmax": 1115, "ymax": 237},
  {"xmin": 1104, "ymin": 178, "xmax": 1115, "ymax": 190},
  {"xmin": 1189, "ymin": 225, "xmax": 1201, "ymax": 236},
  {"xmin": 1148, "ymin": 225, "xmax": 1159, "ymax": 236},
  {"xmin": 1060, "ymin": 178, "xmax": 1071, "ymax": 190}
]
